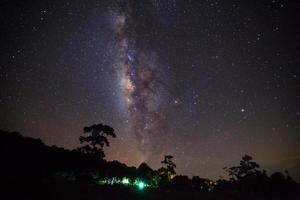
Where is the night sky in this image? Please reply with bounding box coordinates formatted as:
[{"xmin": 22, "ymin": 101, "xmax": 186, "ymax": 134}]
[{"xmin": 1, "ymin": 0, "xmax": 299, "ymax": 181}]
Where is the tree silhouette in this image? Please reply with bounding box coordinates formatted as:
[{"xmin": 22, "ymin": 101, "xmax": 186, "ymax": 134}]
[
  {"xmin": 2, "ymin": 129, "xmax": 299, "ymax": 199},
  {"xmin": 224, "ymin": 154, "xmax": 260, "ymax": 181},
  {"xmin": 137, "ymin": 162, "xmax": 160, "ymax": 186},
  {"xmin": 158, "ymin": 155, "xmax": 176, "ymax": 182},
  {"xmin": 172, "ymin": 175, "xmax": 190, "ymax": 187},
  {"xmin": 77, "ymin": 123, "xmax": 116, "ymax": 159},
  {"xmin": 138, "ymin": 162, "xmax": 154, "ymax": 179},
  {"xmin": 191, "ymin": 176, "xmax": 210, "ymax": 190},
  {"xmin": 271, "ymin": 172, "xmax": 285, "ymax": 182}
]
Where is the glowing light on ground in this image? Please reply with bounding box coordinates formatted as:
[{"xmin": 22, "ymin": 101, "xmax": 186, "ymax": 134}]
[
  {"xmin": 97, "ymin": 177, "xmax": 149, "ymax": 190},
  {"xmin": 122, "ymin": 177, "xmax": 130, "ymax": 184},
  {"xmin": 138, "ymin": 181, "xmax": 145, "ymax": 190}
]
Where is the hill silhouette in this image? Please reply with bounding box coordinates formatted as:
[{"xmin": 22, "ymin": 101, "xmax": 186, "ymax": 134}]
[{"xmin": 1, "ymin": 129, "xmax": 299, "ymax": 200}]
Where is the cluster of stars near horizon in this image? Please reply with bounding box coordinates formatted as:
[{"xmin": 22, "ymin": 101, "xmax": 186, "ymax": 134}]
[{"xmin": 0, "ymin": 0, "xmax": 299, "ymax": 181}]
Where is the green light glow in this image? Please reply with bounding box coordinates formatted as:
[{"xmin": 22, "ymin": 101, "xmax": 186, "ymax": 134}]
[
  {"xmin": 122, "ymin": 177, "xmax": 129, "ymax": 184},
  {"xmin": 97, "ymin": 177, "xmax": 149, "ymax": 190},
  {"xmin": 138, "ymin": 181, "xmax": 145, "ymax": 190},
  {"xmin": 98, "ymin": 179, "xmax": 107, "ymax": 185}
]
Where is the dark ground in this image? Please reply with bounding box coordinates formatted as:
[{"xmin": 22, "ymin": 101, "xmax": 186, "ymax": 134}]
[
  {"xmin": 3, "ymin": 180, "xmax": 299, "ymax": 200},
  {"xmin": 1, "ymin": 130, "xmax": 299, "ymax": 200}
]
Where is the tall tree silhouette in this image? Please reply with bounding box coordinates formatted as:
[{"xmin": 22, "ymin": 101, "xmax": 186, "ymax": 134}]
[
  {"xmin": 78, "ymin": 123, "xmax": 116, "ymax": 159},
  {"xmin": 224, "ymin": 154, "xmax": 260, "ymax": 181},
  {"xmin": 159, "ymin": 155, "xmax": 176, "ymax": 182}
]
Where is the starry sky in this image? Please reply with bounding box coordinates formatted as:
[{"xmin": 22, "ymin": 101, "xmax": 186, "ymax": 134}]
[{"xmin": 0, "ymin": 0, "xmax": 299, "ymax": 181}]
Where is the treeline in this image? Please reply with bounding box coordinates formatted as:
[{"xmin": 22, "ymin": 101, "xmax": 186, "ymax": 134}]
[
  {"xmin": 0, "ymin": 129, "xmax": 136, "ymax": 182},
  {"xmin": 0, "ymin": 126, "xmax": 299, "ymax": 199},
  {"xmin": 0, "ymin": 129, "xmax": 176, "ymax": 185}
]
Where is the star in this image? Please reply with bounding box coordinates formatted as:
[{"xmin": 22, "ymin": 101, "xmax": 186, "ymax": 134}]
[{"xmin": 0, "ymin": 0, "xmax": 299, "ymax": 181}]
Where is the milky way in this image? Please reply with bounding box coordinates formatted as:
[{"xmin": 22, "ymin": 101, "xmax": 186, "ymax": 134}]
[
  {"xmin": 1, "ymin": 0, "xmax": 299, "ymax": 181},
  {"xmin": 110, "ymin": 2, "xmax": 164, "ymax": 157}
]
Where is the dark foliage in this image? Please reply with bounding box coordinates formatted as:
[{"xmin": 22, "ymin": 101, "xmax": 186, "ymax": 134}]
[
  {"xmin": 1, "ymin": 129, "xmax": 299, "ymax": 200},
  {"xmin": 158, "ymin": 155, "xmax": 176, "ymax": 184},
  {"xmin": 172, "ymin": 175, "xmax": 190, "ymax": 187},
  {"xmin": 78, "ymin": 123, "xmax": 116, "ymax": 158},
  {"xmin": 0, "ymin": 129, "xmax": 129, "ymax": 182},
  {"xmin": 223, "ymin": 154, "xmax": 260, "ymax": 181},
  {"xmin": 218, "ymin": 154, "xmax": 299, "ymax": 199}
]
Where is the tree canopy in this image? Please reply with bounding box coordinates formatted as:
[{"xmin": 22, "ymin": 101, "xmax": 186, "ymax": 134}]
[{"xmin": 78, "ymin": 123, "xmax": 116, "ymax": 158}]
